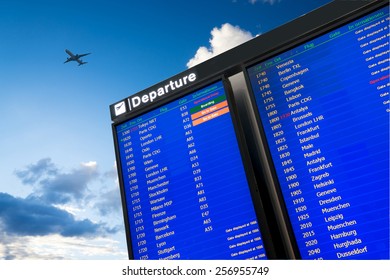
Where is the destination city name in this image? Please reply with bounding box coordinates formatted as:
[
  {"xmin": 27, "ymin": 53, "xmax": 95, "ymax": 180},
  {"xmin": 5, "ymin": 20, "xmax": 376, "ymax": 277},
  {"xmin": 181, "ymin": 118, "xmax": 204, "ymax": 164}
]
[
  {"xmin": 292, "ymin": 112, "xmax": 313, "ymax": 122},
  {"xmin": 155, "ymin": 230, "xmax": 175, "ymax": 240},
  {"xmin": 145, "ymin": 163, "xmax": 159, "ymax": 172},
  {"xmin": 316, "ymin": 187, "xmax": 337, "ymax": 198},
  {"xmin": 159, "ymin": 253, "xmax": 181, "ymax": 260},
  {"xmin": 314, "ymin": 179, "xmax": 334, "ymax": 189},
  {"xmin": 288, "ymin": 96, "xmax": 312, "ymax": 108},
  {"xmin": 312, "ymin": 171, "xmax": 330, "ymax": 182},
  {"xmin": 295, "ymin": 114, "xmax": 324, "ymax": 128},
  {"xmin": 295, "ymin": 120, "xmax": 313, "ymax": 129},
  {"xmin": 151, "ymin": 211, "xmax": 166, "ymax": 219},
  {"xmin": 282, "ymin": 79, "xmax": 300, "ymax": 89},
  {"xmin": 304, "ymin": 148, "xmax": 321, "ymax": 158},
  {"xmin": 319, "ymin": 195, "xmax": 342, "ymax": 205},
  {"xmin": 144, "ymin": 159, "xmax": 154, "ymax": 165},
  {"xmin": 138, "ymin": 119, "xmax": 157, "ymax": 129},
  {"xmin": 143, "ymin": 148, "xmax": 161, "ymax": 159},
  {"xmin": 297, "ymin": 124, "xmax": 319, "ymax": 136},
  {"xmin": 291, "ymin": 105, "xmax": 309, "ymax": 116},
  {"xmin": 307, "ymin": 156, "xmax": 325, "ymax": 165},
  {"xmin": 330, "ymin": 229, "xmax": 357, "ymax": 240},
  {"xmin": 138, "ymin": 125, "xmax": 157, "ymax": 135},
  {"xmin": 139, "ymin": 133, "xmax": 153, "ymax": 141},
  {"xmin": 151, "ymin": 199, "xmax": 173, "ymax": 212},
  {"xmin": 285, "ymin": 84, "xmax": 304, "ymax": 95},
  {"xmin": 333, "ymin": 238, "xmax": 362, "ymax": 250},
  {"xmin": 153, "ymin": 215, "xmax": 176, "ymax": 226},
  {"xmin": 327, "ymin": 219, "xmax": 357, "ymax": 231},
  {"xmin": 150, "ymin": 196, "xmax": 166, "ymax": 205},
  {"xmin": 322, "ymin": 202, "xmax": 351, "ymax": 214},
  {"xmin": 301, "ymin": 143, "xmax": 314, "ymax": 151},
  {"xmin": 148, "ymin": 180, "xmax": 169, "ymax": 192},
  {"xmin": 158, "ymin": 246, "xmax": 175, "ymax": 256},
  {"xmin": 324, "ymin": 213, "xmax": 343, "ymax": 223},
  {"xmin": 140, "ymin": 135, "xmax": 163, "ymax": 147},
  {"xmin": 279, "ymin": 68, "xmax": 309, "ymax": 82},
  {"xmin": 336, "ymin": 246, "xmax": 368, "ymax": 259},
  {"xmin": 276, "ymin": 59, "xmax": 294, "ymax": 69},
  {"xmin": 308, "ymin": 162, "xmax": 333, "ymax": 173},
  {"xmin": 145, "ymin": 167, "xmax": 169, "ymax": 179},
  {"xmin": 147, "ymin": 175, "xmax": 167, "ymax": 185},
  {"xmin": 154, "ymin": 224, "xmax": 170, "ymax": 233},
  {"xmin": 149, "ymin": 188, "xmax": 168, "ymax": 198},
  {"xmin": 299, "ymin": 132, "xmax": 319, "ymax": 144}
]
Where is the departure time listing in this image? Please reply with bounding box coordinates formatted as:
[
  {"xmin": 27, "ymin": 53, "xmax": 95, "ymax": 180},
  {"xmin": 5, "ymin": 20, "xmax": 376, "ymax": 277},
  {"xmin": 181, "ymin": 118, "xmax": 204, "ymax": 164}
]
[{"xmin": 116, "ymin": 80, "xmax": 268, "ymax": 260}]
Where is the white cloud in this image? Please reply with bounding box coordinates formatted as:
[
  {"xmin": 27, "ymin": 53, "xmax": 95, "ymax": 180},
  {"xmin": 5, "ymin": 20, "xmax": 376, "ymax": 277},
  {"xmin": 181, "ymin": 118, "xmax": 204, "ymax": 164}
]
[
  {"xmin": 15, "ymin": 158, "xmax": 99, "ymax": 205},
  {"xmin": 186, "ymin": 23, "xmax": 253, "ymax": 68},
  {"xmin": 4, "ymin": 158, "xmax": 126, "ymax": 259},
  {"xmin": 0, "ymin": 234, "xmax": 127, "ymax": 260},
  {"xmin": 81, "ymin": 161, "xmax": 97, "ymax": 168},
  {"xmin": 53, "ymin": 204, "xmax": 84, "ymax": 216}
]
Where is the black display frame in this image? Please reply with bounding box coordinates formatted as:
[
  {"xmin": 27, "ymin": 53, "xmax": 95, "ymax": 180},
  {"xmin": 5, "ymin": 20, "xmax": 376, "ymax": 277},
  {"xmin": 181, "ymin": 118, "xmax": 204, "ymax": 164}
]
[
  {"xmin": 112, "ymin": 75, "xmax": 279, "ymax": 259},
  {"xmin": 242, "ymin": 0, "xmax": 389, "ymax": 259}
]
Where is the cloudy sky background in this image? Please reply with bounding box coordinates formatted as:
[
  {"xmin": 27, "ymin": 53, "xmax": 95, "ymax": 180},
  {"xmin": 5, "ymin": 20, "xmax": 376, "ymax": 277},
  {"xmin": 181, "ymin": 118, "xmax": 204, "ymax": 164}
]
[{"xmin": 0, "ymin": 0, "xmax": 331, "ymax": 259}]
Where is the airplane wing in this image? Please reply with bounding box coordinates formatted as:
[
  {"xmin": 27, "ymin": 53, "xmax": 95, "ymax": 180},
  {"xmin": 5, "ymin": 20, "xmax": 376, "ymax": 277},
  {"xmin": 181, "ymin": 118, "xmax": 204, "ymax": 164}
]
[{"xmin": 78, "ymin": 53, "xmax": 91, "ymax": 58}]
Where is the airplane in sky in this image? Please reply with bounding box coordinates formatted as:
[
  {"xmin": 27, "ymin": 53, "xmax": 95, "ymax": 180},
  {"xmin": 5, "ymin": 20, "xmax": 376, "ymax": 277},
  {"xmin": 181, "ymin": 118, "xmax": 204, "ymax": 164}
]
[{"xmin": 64, "ymin": 49, "xmax": 91, "ymax": 66}]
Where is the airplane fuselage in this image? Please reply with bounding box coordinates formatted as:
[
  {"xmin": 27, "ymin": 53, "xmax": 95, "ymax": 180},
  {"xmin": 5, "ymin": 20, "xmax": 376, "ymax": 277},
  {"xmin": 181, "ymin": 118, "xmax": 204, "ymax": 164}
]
[{"xmin": 64, "ymin": 49, "xmax": 90, "ymax": 65}]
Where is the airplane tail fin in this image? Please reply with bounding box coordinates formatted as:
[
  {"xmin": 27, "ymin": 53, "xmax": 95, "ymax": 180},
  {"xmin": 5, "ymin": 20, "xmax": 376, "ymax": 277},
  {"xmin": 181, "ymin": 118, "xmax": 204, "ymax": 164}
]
[{"xmin": 78, "ymin": 61, "xmax": 88, "ymax": 66}]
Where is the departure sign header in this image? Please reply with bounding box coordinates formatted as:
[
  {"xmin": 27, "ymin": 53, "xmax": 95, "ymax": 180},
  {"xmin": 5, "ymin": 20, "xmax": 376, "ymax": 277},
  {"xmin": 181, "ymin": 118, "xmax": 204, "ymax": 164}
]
[
  {"xmin": 111, "ymin": 72, "xmax": 197, "ymax": 119},
  {"xmin": 129, "ymin": 73, "xmax": 197, "ymax": 110},
  {"xmin": 114, "ymin": 80, "xmax": 268, "ymax": 259}
]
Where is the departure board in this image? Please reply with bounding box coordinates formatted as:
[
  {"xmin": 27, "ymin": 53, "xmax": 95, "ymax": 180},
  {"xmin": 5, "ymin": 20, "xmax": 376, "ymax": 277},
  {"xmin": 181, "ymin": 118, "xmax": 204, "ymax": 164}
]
[
  {"xmin": 115, "ymin": 80, "xmax": 268, "ymax": 260},
  {"xmin": 246, "ymin": 6, "xmax": 389, "ymax": 259}
]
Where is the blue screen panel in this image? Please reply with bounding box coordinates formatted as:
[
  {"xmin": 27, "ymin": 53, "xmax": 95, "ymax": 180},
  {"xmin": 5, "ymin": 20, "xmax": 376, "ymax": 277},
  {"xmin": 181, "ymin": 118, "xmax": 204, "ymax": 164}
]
[
  {"xmin": 115, "ymin": 80, "xmax": 268, "ymax": 259},
  {"xmin": 247, "ymin": 7, "xmax": 389, "ymax": 259}
]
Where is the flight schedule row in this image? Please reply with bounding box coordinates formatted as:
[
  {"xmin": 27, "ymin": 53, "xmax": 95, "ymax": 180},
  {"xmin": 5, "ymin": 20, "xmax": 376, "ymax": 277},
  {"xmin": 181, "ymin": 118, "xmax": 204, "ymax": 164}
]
[
  {"xmin": 247, "ymin": 7, "xmax": 389, "ymax": 259},
  {"xmin": 116, "ymin": 81, "xmax": 268, "ymax": 260}
]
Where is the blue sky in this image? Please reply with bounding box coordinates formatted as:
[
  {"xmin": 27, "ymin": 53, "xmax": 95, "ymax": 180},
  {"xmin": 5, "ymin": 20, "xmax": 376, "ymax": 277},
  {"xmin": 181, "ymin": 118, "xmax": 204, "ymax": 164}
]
[{"xmin": 0, "ymin": 0, "xmax": 331, "ymax": 259}]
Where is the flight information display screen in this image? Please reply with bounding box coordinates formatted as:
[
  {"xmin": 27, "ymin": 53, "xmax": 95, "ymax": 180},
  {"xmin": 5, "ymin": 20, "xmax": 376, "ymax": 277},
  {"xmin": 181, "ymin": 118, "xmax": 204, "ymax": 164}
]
[
  {"xmin": 115, "ymin": 80, "xmax": 268, "ymax": 260},
  {"xmin": 246, "ymin": 6, "xmax": 389, "ymax": 259}
]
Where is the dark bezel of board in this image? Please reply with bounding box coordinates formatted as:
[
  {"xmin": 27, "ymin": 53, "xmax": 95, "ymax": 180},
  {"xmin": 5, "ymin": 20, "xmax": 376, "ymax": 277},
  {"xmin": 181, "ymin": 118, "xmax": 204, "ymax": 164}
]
[
  {"xmin": 242, "ymin": 0, "xmax": 389, "ymax": 259},
  {"xmin": 112, "ymin": 75, "xmax": 278, "ymax": 259}
]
